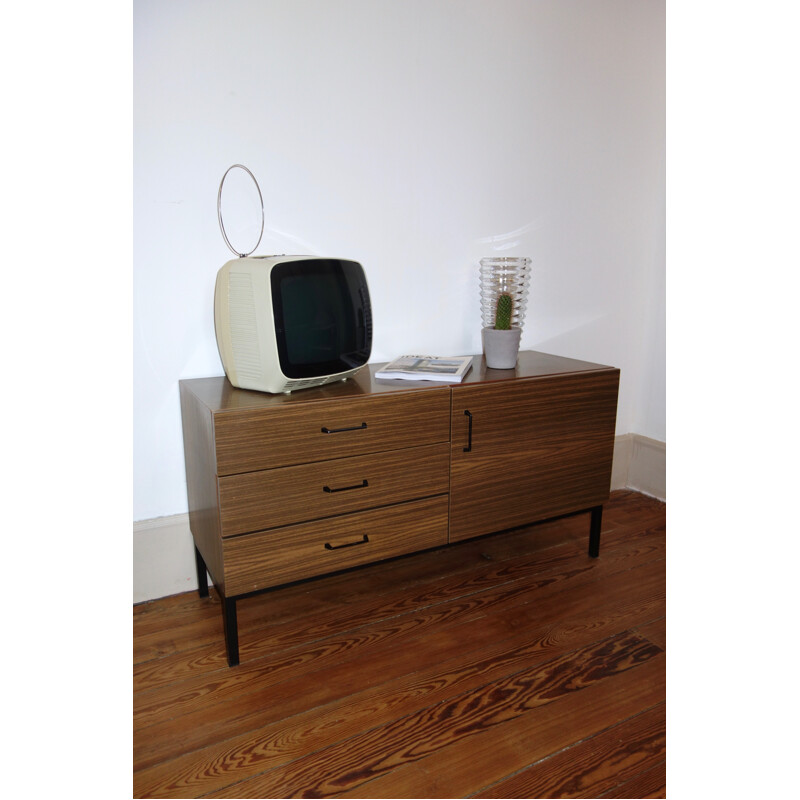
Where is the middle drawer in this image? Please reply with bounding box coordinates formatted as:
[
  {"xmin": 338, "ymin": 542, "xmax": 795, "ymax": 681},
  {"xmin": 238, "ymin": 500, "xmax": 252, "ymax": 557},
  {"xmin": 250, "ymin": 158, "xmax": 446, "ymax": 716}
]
[{"xmin": 218, "ymin": 441, "xmax": 450, "ymax": 536}]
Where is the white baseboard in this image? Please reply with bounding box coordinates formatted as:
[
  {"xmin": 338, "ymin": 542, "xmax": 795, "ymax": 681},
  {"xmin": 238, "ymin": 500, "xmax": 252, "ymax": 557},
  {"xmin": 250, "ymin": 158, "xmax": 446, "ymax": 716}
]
[
  {"xmin": 611, "ymin": 433, "xmax": 666, "ymax": 501},
  {"xmin": 134, "ymin": 432, "xmax": 666, "ymax": 604},
  {"xmin": 133, "ymin": 512, "xmax": 197, "ymax": 604}
]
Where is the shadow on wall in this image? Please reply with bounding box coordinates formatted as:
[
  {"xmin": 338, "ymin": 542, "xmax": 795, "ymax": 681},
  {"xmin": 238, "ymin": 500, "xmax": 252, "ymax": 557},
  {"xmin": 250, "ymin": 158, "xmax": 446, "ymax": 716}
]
[{"xmin": 525, "ymin": 312, "xmax": 616, "ymax": 361}]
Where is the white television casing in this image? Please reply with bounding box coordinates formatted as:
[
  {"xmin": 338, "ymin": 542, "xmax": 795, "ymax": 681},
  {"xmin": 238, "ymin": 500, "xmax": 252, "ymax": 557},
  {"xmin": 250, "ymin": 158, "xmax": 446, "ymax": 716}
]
[{"xmin": 214, "ymin": 255, "xmax": 372, "ymax": 394}]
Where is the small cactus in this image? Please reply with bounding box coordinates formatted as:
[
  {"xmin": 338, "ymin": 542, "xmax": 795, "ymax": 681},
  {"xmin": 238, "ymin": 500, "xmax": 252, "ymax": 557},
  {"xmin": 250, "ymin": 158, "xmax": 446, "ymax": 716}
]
[{"xmin": 494, "ymin": 292, "xmax": 514, "ymax": 330}]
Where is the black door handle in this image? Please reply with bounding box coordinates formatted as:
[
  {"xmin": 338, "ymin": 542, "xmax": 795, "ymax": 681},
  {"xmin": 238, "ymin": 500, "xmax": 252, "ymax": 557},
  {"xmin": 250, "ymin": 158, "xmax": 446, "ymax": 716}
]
[
  {"xmin": 321, "ymin": 422, "xmax": 368, "ymax": 434},
  {"xmin": 324, "ymin": 534, "xmax": 370, "ymax": 550},
  {"xmin": 323, "ymin": 479, "xmax": 369, "ymax": 494},
  {"xmin": 463, "ymin": 410, "xmax": 473, "ymax": 452}
]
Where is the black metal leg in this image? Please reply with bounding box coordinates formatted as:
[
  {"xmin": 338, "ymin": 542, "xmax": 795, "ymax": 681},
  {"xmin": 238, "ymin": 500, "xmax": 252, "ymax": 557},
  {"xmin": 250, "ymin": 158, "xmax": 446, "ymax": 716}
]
[
  {"xmin": 588, "ymin": 505, "xmax": 603, "ymax": 557},
  {"xmin": 194, "ymin": 545, "xmax": 209, "ymax": 598},
  {"xmin": 222, "ymin": 595, "xmax": 239, "ymax": 667}
]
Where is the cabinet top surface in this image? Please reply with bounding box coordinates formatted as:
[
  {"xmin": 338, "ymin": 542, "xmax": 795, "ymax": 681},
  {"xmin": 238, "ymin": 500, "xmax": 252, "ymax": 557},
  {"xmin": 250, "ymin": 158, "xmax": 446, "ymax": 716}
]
[{"xmin": 180, "ymin": 350, "xmax": 618, "ymax": 413}]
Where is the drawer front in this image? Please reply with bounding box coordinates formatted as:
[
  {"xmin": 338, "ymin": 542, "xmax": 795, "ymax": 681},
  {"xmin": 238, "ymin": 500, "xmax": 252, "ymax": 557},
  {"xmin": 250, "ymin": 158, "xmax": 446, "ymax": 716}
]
[
  {"xmin": 222, "ymin": 495, "xmax": 449, "ymax": 595},
  {"xmin": 218, "ymin": 442, "xmax": 450, "ymax": 536},
  {"xmin": 213, "ymin": 389, "xmax": 451, "ymax": 475}
]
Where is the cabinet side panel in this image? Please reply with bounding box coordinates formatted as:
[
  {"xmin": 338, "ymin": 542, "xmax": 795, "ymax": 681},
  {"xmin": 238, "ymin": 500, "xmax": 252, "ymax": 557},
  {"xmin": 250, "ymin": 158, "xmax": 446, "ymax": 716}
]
[
  {"xmin": 449, "ymin": 370, "xmax": 619, "ymax": 542},
  {"xmin": 179, "ymin": 382, "xmax": 225, "ymax": 592}
]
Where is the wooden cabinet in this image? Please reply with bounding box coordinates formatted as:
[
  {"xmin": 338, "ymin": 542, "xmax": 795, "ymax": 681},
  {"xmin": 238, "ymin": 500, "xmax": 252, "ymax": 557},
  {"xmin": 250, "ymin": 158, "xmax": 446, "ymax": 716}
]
[{"xmin": 180, "ymin": 351, "xmax": 619, "ymax": 666}]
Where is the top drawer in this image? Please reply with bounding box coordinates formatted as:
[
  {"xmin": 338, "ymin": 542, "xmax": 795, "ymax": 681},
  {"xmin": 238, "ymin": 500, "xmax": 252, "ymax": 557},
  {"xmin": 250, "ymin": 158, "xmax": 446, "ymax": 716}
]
[{"xmin": 213, "ymin": 389, "xmax": 451, "ymax": 475}]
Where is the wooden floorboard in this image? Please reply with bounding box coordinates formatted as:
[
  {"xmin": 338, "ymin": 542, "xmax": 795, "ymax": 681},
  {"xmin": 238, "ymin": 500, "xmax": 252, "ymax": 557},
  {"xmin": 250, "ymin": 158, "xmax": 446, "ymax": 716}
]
[
  {"xmin": 133, "ymin": 490, "xmax": 666, "ymax": 798},
  {"xmin": 473, "ymin": 703, "xmax": 666, "ymax": 798}
]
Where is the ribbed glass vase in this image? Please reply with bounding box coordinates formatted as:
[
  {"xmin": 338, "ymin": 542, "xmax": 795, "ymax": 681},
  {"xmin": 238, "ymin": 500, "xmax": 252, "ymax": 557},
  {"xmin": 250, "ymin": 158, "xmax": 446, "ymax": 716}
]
[{"xmin": 479, "ymin": 257, "xmax": 532, "ymax": 329}]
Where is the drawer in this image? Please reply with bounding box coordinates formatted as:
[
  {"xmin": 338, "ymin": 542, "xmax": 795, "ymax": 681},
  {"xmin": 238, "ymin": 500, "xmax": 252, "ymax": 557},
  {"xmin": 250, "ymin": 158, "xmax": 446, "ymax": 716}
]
[
  {"xmin": 218, "ymin": 442, "xmax": 450, "ymax": 536},
  {"xmin": 213, "ymin": 389, "xmax": 451, "ymax": 475},
  {"xmin": 222, "ymin": 495, "xmax": 449, "ymax": 595}
]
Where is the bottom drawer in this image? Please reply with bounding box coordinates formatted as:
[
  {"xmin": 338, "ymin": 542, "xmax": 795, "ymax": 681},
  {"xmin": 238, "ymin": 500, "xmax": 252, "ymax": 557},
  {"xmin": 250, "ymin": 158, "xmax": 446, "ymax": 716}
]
[{"xmin": 223, "ymin": 495, "xmax": 449, "ymax": 595}]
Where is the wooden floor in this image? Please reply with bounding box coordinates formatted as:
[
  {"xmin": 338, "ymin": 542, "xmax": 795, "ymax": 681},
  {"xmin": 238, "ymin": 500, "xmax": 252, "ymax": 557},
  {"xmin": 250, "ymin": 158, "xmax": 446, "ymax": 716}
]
[{"xmin": 133, "ymin": 490, "xmax": 666, "ymax": 799}]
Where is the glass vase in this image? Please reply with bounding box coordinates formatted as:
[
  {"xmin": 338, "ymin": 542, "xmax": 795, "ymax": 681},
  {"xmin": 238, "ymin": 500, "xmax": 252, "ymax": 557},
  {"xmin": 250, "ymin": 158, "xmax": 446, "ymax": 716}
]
[
  {"xmin": 479, "ymin": 257, "xmax": 531, "ymax": 369},
  {"xmin": 479, "ymin": 257, "xmax": 532, "ymax": 330}
]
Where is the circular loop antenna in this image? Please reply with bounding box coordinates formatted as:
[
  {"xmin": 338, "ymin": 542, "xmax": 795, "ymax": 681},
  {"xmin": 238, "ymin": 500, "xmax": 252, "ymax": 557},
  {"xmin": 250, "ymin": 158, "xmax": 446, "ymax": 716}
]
[{"xmin": 217, "ymin": 164, "xmax": 265, "ymax": 257}]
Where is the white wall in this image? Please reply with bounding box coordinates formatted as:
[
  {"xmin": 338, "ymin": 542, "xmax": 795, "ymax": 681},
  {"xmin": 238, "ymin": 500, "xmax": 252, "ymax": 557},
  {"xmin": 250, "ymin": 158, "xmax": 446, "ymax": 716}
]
[{"xmin": 134, "ymin": 0, "xmax": 665, "ymax": 524}]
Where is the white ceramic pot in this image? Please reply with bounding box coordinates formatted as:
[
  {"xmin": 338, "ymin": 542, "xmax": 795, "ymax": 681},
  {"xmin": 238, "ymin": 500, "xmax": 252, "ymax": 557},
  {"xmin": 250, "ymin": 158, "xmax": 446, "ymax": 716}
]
[{"xmin": 482, "ymin": 327, "xmax": 522, "ymax": 369}]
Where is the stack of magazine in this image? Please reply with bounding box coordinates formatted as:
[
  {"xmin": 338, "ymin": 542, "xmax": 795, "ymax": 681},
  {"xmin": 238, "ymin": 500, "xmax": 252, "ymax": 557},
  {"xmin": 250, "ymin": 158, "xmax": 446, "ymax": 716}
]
[{"xmin": 375, "ymin": 355, "xmax": 473, "ymax": 383}]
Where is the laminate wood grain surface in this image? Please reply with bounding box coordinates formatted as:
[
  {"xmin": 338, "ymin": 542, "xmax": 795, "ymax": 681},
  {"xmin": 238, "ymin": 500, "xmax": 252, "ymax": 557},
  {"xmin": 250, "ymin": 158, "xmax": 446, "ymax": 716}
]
[
  {"xmin": 218, "ymin": 442, "xmax": 450, "ymax": 535},
  {"xmin": 134, "ymin": 490, "xmax": 665, "ymax": 798},
  {"xmin": 179, "ymin": 382, "xmax": 226, "ymax": 592},
  {"xmin": 213, "ymin": 389, "xmax": 451, "ymax": 475},
  {"xmin": 449, "ymin": 370, "xmax": 619, "ymax": 542},
  {"xmin": 222, "ymin": 495, "xmax": 450, "ymax": 594}
]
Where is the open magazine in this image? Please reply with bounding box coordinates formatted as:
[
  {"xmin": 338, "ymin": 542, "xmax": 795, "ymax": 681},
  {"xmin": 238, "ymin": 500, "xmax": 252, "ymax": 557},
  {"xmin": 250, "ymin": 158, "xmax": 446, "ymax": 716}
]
[{"xmin": 375, "ymin": 355, "xmax": 474, "ymax": 383}]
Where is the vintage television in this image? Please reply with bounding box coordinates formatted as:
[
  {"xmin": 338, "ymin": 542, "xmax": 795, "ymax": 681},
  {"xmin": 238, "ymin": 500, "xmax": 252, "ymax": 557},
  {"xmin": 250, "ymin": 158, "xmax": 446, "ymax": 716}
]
[{"xmin": 214, "ymin": 255, "xmax": 373, "ymax": 394}]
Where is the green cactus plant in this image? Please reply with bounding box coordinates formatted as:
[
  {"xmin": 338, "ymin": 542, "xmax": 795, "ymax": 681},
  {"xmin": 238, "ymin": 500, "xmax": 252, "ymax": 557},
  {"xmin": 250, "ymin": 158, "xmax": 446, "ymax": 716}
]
[{"xmin": 494, "ymin": 292, "xmax": 514, "ymax": 330}]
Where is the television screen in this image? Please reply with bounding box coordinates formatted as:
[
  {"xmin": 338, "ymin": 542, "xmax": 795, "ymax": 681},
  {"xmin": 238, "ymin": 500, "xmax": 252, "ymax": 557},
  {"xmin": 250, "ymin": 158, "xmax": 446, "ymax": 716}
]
[{"xmin": 271, "ymin": 259, "xmax": 372, "ymax": 379}]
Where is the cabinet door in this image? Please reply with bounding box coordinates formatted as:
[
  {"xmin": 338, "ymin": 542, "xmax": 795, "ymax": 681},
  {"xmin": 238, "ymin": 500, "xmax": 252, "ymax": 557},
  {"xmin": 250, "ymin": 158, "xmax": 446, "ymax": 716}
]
[{"xmin": 449, "ymin": 370, "xmax": 619, "ymax": 542}]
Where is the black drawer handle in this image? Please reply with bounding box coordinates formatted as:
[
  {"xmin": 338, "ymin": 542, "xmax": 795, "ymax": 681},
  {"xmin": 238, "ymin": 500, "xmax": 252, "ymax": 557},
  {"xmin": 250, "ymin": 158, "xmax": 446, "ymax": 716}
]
[
  {"xmin": 321, "ymin": 422, "xmax": 368, "ymax": 434},
  {"xmin": 324, "ymin": 534, "xmax": 369, "ymax": 550},
  {"xmin": 463, "ymin": 409, "xmax": 473, "ymax": 452},
  {"xmin": 323, "ymin": 479, "xmax": 369, "ymax": 494}
]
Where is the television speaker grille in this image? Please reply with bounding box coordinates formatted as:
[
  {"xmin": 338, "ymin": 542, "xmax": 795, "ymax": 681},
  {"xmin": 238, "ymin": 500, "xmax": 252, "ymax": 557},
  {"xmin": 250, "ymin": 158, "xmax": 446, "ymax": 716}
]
[{"xmin": 228, "ymin": 272, "xmax": 262, "ymax": 382}]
